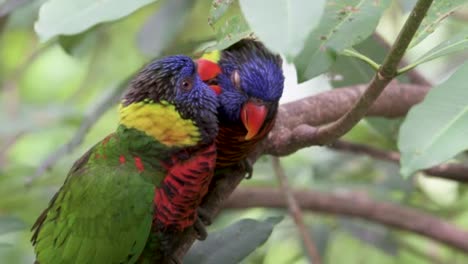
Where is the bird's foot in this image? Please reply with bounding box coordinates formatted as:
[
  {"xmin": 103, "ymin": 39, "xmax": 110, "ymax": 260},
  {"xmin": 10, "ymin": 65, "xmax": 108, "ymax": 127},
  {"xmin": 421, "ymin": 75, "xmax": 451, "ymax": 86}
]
[
  {"xmin": 194, "ymin": 207, "xmax": 212, "ymax": 241},
  {"xmin": 197, "ymin": 207, "xmax": 212, "ymax": 225},
  {"xmin": 241, "ymin": 158, "xmax": 253, "ymax": 179},
  {"xmin": 193, "ymin": 218, "xmax": 208, "ymax": 241}
]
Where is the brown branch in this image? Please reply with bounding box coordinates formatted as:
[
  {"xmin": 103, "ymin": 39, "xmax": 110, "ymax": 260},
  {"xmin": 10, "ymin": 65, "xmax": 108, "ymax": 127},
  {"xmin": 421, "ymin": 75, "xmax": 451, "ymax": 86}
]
[
  {"xmin": 224, "ymin": 187, "xmax": 468, "ymax": 252},
  {"xmin": 0, "ymin": 0, "xmax": 31, "ymax": 17},
  {"xmin": 0, "ymin": 132, "xmax": 23, "ymax": 168},
  {"xmin": 0, "ymin": 15, "xmax": 7, "ymax": 34},
  {"xmin": 0, "ymin": 42, "xmax": 53, "ymax": 169},
  {"xmin": 174, "ymin": 81, "xmax": 467, "ymax": 258},
  {"xmin": 272, "ymin": 157, "xmax": 322, "ymax": 264},
  {"xmin": 329, "ymin": 140, "xmax": 468, "ymax": 182},
  {"xmin": 312, "ymin": 0, "xmax": 434, "ymax": 145},
  {"xmin": 174, "ymin": 82, "xmax": 433, "ymax": 261},
  {"xmin": 266, "ymin": 82, "xmax": 430, "ymax": 156}
]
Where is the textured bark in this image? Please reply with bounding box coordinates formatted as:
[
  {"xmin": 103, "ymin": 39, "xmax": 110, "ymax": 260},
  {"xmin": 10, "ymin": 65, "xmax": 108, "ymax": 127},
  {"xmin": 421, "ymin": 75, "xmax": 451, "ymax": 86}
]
[{"xmin": 225, "ymin": 188, "xmax": 468, "ymax": 252}]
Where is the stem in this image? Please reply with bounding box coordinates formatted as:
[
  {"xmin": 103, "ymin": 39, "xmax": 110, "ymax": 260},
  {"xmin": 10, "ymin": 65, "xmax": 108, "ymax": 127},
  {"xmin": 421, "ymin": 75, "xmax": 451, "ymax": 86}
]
[
  {"xmin": 313, "ymin": 0, "xmax": 434, "ymax": 145},
  {"xmin": 342, "ymin": 49, "xmax": 380, "ymax": 71},
  {"xmin": 398, "ymin": 62, "xmax": 420, "ymax": 75},
  {"xmin": 272, "ymin": 157, "xmax": 322, "ymax": 264}
]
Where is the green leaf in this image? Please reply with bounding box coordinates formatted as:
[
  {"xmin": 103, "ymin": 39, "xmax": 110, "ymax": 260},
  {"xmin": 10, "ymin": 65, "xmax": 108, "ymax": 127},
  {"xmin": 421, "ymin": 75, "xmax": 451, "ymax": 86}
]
[
  {"xmin": 310, "ymin": 223, "xmax": 332, "ymax": 258},
  {"xmin": 203, "ymin": 15, "xmax": 251, "ymax": 52},
  {"xmin": 330, "ymin": 37, "xmax": 386, "ymax": 87},
  {"xmin": 58, "ymin": 29, "xmax": 99, "ymax": 57},
  {"xmin": 339, "ymin": 218, "xmax": 399, "ymax": 256},
  {"xmin": 399, "ymin": 62, "xmax": 468, "ymax": 177},
  {"xmin": 410, "ymin": 0, "xmax": 468, "ymax": 47},
  {"xmin": 401, "ymin": 29, "xmax": 468, "ymax": 73},
  {"xmin": 208, "ymin": 0, "xmax": 235, "ymax": 26},
  {"xmin": 34, "ymin": 0, "xmax": 157, "ymax": 42},
  {"xmin": 0, "ymin": 216, "xmax": 26, "ymax": 235},
  {"xmin": 239, "ymin": 0, "xmax": 326, "ymax": 60},
  {"xmin": 366, "ymin": 117, "xmax": 403, "ymax": 144},
  {"xmin": 184, "ymin": 217, "xmax": 283, "ymax": 264},
  {"xmin": 137, "ymin": 0, "xmax": 194, "ymax": 56},
  {"xmin": 295, "ymin": 0, "xmax": 391, "ymax": 82}
]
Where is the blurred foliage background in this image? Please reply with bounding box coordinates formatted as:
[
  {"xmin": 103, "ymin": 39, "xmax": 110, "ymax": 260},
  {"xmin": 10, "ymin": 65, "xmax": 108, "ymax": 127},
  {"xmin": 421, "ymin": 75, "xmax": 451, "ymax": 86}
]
[{"xmin": 1, "ymin": 0, "xmax": 468, "ymax": 263}]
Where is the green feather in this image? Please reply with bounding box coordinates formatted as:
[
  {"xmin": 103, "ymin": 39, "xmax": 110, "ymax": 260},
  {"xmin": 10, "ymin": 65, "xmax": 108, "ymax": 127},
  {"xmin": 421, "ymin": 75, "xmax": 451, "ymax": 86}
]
[{"xmin": 32, "ymin": 133, "xmax": 163, "ymax": 264}]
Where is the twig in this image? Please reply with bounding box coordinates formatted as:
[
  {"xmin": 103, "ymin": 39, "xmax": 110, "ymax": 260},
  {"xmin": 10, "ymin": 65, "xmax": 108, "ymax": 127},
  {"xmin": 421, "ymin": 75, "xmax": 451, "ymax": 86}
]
[
  {"xmin": 25, "ymin": 77, "xmax": 132, "ymax": 186},
  {"xmin": 0, "ymin": 132, "xmax": 23, "ymax": 168},
  {"xmin": 329, "ymin": 140, "xmax": 468, "ymax": 182},
  {"xmin": 0, "ymin": 0, "xmax": 30, "ymax": 17},
  {"xmin": 2, "ymin": 42, "xmax": 53, "ymax": 91},
  {"xmin": 1, "ymin": 42, "xmax": 53, "ymax": 116},
  {"xmin": 313, "ymin": 0, "xmax": 434, "ymax": 145},
  {"xmin": 0, "ymin": 15, "xmax": 7, "ymax": 33},
  {"xmin": 224, "ymin": 187, "xmax": 468, "ymax": 252},
  {"xmin": 272, "ymin": 157, "xmax": 322, "ymax": 264},
  {"xmin": 0, "ymin": 43, "xmax": 53, "ymax": 167},
  {"xmin": 342, "ymin": 48, "xmax": 380, "ymax": 71},
  {"xmin": 373, "ymin": 33, "xmax": 431, "ymax": 86}
]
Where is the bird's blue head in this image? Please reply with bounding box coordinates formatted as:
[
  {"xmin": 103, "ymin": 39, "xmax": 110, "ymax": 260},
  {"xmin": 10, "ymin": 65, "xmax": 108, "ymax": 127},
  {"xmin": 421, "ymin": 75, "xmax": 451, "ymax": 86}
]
[
  {"xmin": 198, "ymin": 39, "xmax": 284, "ymax": 140},
  {"xmin": 122, "ymin": 55, "xmax": 219, "ymax": 144}
]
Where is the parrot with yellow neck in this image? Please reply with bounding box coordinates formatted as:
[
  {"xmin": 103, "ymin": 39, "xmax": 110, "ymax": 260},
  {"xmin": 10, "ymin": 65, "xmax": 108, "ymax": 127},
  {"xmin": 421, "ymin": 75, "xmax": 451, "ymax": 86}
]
[{"xmin": 31, "ymin": 55, "xmax": 219, "ymax": 263}]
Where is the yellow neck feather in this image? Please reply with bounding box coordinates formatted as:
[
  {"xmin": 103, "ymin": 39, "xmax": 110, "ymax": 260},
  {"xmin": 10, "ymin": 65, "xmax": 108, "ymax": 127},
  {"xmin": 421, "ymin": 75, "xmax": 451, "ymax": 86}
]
[
  {"xmin": 119, "ymin": 101, "xmax": 201, "ymax": 147},
  {"xmin": 201, "ymin": 50, "xmax": 221, "ymax": 63}
]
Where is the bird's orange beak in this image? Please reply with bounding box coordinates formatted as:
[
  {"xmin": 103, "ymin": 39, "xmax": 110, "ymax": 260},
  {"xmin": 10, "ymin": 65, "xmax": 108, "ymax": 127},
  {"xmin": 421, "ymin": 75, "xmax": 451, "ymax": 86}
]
[
  {"xmin": 241, "ymin": 101, "xmax": 267, "ymax": 140},
  {"xmin": 197, "ymin": 59, "xmax": 222, "ymax": 95}
]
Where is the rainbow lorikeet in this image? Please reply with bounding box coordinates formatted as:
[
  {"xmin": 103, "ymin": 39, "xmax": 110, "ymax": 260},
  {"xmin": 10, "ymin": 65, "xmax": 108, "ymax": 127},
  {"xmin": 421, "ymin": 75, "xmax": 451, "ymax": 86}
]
[
  {"xmin": 31, "ymin": 55, "xmax": 219, "ymax": 264},
  {"xmin": 197, "ymin": 39, "xmax": 284, "ymax": 177}
]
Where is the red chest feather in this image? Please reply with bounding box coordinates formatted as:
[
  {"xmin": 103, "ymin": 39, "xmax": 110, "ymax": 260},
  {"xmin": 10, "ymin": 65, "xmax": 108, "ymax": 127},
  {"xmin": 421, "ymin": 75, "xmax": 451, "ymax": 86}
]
[{"xmin": 153, "ymin": 144, "xmax": 216, "ymax": 230}]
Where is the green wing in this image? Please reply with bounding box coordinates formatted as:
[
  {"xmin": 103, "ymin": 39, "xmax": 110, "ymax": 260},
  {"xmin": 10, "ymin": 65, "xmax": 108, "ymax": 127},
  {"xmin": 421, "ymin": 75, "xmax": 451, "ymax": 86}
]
[{"xmin": 32, "ymin": 147, "xmax": 155, "ymax": 264}]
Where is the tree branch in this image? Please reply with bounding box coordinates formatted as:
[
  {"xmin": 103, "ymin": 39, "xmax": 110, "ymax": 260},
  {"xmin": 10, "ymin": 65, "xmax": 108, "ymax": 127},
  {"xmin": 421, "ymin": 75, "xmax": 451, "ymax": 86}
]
[
  {"xmin": 174, "ymin": 82, "xmax": 433, "ymax": 261},
  {"xmin": 224, "ymin": 187, "xmax": 468, "ymax": 252},
  {"xmin": 266, "ymin": 82, "xmax": 430, "ymax": 156},
  {"xmin": 272, "ymin": 157, "xmax": 322, "ymax": 264},
  {"xmin": 174, "ymin": 80, "xmax": 468, "ymax": 258},
  {"xmin": 329, "ymin": 140, "xmax": 468, "ymax": 182},
  {"xmin": 312, "ymin": 0, "xmax": 434, "ymax": 145}
]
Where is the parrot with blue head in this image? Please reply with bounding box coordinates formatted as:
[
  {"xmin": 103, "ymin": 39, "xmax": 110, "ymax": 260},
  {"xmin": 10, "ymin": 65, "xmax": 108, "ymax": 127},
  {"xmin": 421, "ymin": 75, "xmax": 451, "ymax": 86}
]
[
  {"xmin": 31, "ymin": 55, "xmax": 219, "ymax": 264},
  {"xmin": 197, "ymin": 39, "xmax": 285, "ymax": 177}
]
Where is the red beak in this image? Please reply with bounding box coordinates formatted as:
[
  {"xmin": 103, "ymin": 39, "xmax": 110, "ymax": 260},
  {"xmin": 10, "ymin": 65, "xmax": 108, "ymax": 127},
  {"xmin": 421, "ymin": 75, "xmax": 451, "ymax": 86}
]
[
  {"xmin": 197, "ymin": 59, "xmax": 222, "ymax": 95},
  {"xmin": 197, "ymin": 59, "xmax": 221, "ymax": 81},
  {"xmin": 241, "ymin": 101, "xmax": 268, "ymax": 140},
  {"xmin": 208, "ymin": 85, "xmax": 222, "ymax": 95}
]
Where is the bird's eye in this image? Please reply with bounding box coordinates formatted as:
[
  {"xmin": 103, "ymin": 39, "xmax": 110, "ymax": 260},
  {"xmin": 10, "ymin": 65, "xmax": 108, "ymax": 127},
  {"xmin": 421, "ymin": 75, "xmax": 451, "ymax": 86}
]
[
  {"xmin": 181, "ymin": 78, "xmax": 193, "ymax": 91},
  {"xmin": 231, "ymin": 70, "xmax": 242, "ymax": 91}
]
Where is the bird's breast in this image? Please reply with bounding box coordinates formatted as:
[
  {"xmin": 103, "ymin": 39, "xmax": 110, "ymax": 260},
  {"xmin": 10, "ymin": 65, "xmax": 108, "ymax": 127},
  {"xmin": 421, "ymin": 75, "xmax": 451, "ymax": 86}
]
[{"xmin": 215, "ymin": 118, "xmax": 275, "ymax": 168}]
